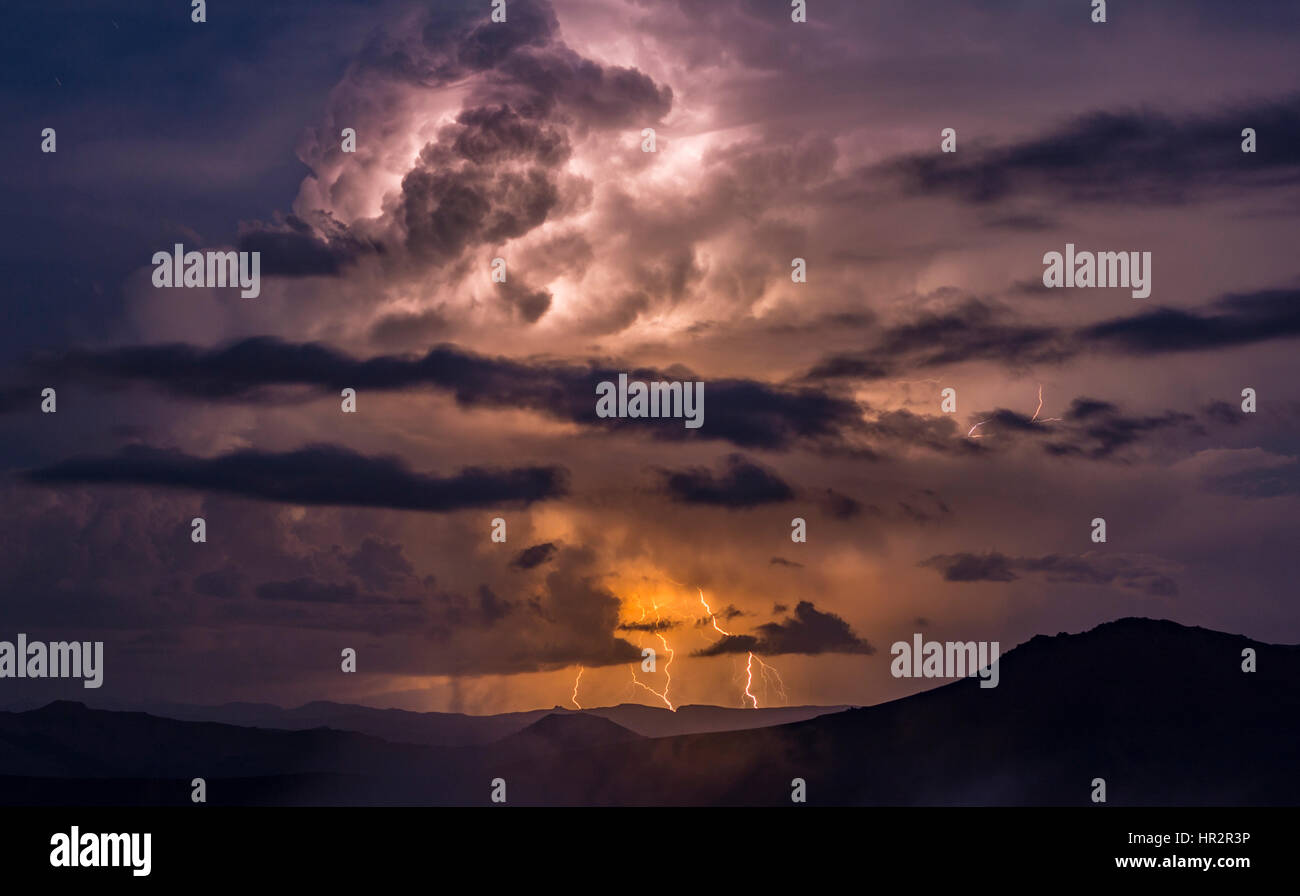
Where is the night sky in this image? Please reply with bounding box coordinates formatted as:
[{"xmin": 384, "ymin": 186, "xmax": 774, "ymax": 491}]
[{"xmin": 2, "ymin": 0, "xmax": 1298, "ymax": 714}]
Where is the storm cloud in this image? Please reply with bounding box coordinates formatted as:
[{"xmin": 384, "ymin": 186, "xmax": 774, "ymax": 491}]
[
  {"xmin": 660, "ymin": 455, "xmax": 795, "ymax": 507},
  {"xmin": 920, "ymin": 552, "xmax": 1179, "ymax": 597},
  {"xmin": 885, "ymin": 95, "xmax": 1300, "ymax": 206},
  {"xmin": 25, "ymin": 444, "xmax": 568, "ymax": 512},
  {"xmin": 696, "ymin": 601, "xmax": 875, "ymax": 657}
]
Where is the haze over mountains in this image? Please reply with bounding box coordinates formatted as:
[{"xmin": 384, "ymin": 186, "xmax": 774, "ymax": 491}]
[{"xmin": 1, "ymin": 618, "xmax": 1296, "ymax": 806}]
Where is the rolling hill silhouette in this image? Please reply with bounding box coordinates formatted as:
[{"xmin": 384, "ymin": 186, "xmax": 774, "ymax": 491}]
[
  {"xmin": 1, "ymin": 618, "xmax": 1296, "ymax": 806},
  {"xmin": 55, "ymin": 698, "xmax": 847, "ymax": 745},
  {"xmin": 497, "ymin": 712, "xmax": 642, "ymax": 755}
]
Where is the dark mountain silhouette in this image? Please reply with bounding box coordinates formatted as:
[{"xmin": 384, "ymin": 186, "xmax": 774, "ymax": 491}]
[
  {"xmin": 497, "ymin": 712, "xmax": 641, "ymax": 755},
  {"xmin": 582, "ymin": 703, "xmax": 848, "ymax": 737},
  {"xmin": 80, "ymin": 700, "xmax": 560, "ymax": 747},
  {"xmin": 56, "ymin": 698, "xmax": 847, "ymax": 745},
  {"xmin": 0, "ymin": 700, "xmax": 442, "ymax": 778},
  {"xmin": 1, "ymin": 618, "xmax": 1296, "ymax": 806}
]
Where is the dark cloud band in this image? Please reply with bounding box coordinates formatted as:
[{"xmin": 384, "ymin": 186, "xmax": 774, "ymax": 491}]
[{"xmin": 24, "ymin": 444, "xmax": 568, "ymax": 512}]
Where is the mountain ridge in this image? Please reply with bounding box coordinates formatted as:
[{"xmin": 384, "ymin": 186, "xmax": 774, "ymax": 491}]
[{"xmin": 2, "ymin": 617, "xmax": 1296, "ymax": 805}]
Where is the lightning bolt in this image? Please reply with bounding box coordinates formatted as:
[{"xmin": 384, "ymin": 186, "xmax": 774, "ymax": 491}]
[
  {"xmin": 970, "ymin": 384, "xmax": 1064, "ymax": 439},
  {"xmin": 698, "ymin": 588, "xmax": 731, "ymax": 636},
  {"xmin": 742, "ymin": 653, "xmax": 788, "ymax": 708},
  {"xmin": 755, "ymin": 654, "xmax": 787, "ymax": 702},
  {"xmin": 628, "ymin": 660, "xmax": 674, "ymax": 709},
  {"xmin": 698, "ymin": 587, "xmax": 786, "ymax": 709},
  {"xmin": 571, "ymin": 666, "xmax": 584, "ymax": 710},
  {"xmin": 1033, "ymin": 383, "xmax": 1063, "ymax": 423},
  {"xmin": 743, "ymin": 654, "xmax": 759, "ymax": 708},
  {"xmin": 598, "ymin": 582, "xmax": 792, "ymax": 711},
  {"xmin": 627, "ymin": 597, "xmax": 675, "ymax": 709}
]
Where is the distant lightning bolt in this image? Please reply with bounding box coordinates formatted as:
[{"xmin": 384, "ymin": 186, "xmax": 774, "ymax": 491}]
[
  {"xmin": 1033, "ymin": 383, "xmax": 1063, "ymax": 423},
  {"xmin": 698, "ymin": 588, "xmax": 731, "ymax": 636},
  {"xmin": 970, "ymin": 384, "xmax": 1064, "ymax": 439},
  {"xmin": 755, "ymin": 654, "xmax": 787, "ymax": 702},
  {"xmin": 743, "ymin": 654, "xmax": 788, "ymax": 708},
  {"xmin": 629, "ymin": 662, "xmax": 674, "ymax": 709},
  {"xmin": 743, "ymin": 653, "xmax": 758, "ymax": 708},
  {"xmin": 571, "ymin": 666, "xmax": 584, "ymax": 710},
  {"xmin": 655, "ymin": 629, "xmax": 675, "ymax": 706},
  {"xmin": 605, "ymin": 582, "xmax": 792, "ymax": 711},
  {"xmin": 627, "ymin": 597, "xmax": 675, "ymax": 709},
  {"xmin": 698, "ymin": 587, "xmax": 786, "ymax": 709}
]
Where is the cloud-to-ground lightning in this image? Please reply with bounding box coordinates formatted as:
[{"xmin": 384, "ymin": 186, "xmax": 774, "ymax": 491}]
[
  {"xmin": 750, "ymin": 654, "xmax": 787, "ymax": 705},
  {"xmin": 591, "ymin": 581, "xmax": 791, "ymax": 711},
  {"xmin": 571, "ymin": 666, "xmax": 584, "ymax": 710},
  {"xmin": 698, "ymin": 587, "xmax": 787, "ymax": 709},
  {"xmin": 627, "ymin": 598, "xmax": 675, "ymax": 709}
]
